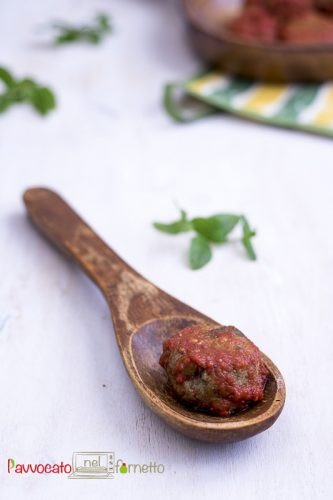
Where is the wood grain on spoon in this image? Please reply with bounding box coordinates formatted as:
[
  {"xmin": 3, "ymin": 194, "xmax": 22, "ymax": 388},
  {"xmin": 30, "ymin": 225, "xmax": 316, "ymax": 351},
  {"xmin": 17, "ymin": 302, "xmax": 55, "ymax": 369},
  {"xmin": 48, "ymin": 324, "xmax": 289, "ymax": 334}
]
[{"xmin": 23, "ymin": 187, "xmax": 286, "ymax": 443}]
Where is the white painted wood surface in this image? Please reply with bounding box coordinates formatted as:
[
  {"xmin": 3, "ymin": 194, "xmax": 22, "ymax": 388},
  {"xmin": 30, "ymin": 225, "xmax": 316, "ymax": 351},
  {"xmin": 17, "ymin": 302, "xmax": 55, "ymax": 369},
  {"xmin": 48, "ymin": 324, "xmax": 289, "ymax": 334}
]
[{"xmin": 1, "ymin": 1, "xmax": 332, "ymax": 498}]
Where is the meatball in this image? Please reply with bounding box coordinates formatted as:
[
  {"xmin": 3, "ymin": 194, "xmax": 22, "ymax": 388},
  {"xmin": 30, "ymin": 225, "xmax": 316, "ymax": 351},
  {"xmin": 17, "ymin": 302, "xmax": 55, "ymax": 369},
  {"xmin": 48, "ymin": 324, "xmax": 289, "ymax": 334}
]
[
  {"xmin": 282, "ymin": 11, "xmax": 333, "ymax": 42},
  {"xmin": 227, "ymin": 5, "xmax": 279, "ymax": 42},
  {"xmin": 160, "ymin": 325, "xmax": 269, "ymax": 417},
  {"xmin": 265, "ymin": 0, "xmax": 313, "ymax": 20},
  {"xmin": 315, "ymin": 0, "xmax": 333, "ymax": 13}
]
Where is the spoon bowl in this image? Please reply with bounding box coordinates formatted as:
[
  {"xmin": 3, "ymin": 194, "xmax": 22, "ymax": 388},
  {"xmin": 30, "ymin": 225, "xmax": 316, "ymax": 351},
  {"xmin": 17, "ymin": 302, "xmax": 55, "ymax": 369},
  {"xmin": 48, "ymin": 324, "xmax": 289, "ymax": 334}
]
[
  {"xmin": 131, "ymin": 317, "xmax": 284, "ymax": 442},
  {"xmin": 23, "ymin": 187, "xmax": 285, "ymax": 443}
]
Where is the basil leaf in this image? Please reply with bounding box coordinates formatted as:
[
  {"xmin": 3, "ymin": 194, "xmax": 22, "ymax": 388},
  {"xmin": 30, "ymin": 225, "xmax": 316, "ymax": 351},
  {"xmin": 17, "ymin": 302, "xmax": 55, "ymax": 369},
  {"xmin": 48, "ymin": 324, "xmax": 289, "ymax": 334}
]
[
  {"xmin": 153, "ymin": 209, "xmax": 257, "ymax": 269},
  {"xmin": 14, "ymin": 79, "xmax": 36, "ymax": 102},
  {"xmin": 0, "ymin": 67, "xmax": 15, "ymax": 88},
  {"xmin": 192, "ymin": 214, "xmax": 240, "ymax": 243},
  {"xmin": 52, "ymin": 13, "xmax": 112, "ymax": 45},
  {"xmin": 31, "ymin": 87, "xmax": 56, "ymax": 115},
  {"xmin": 55, "ymin": 28, "xmax": 80, "ymax": 45},
  {"xmin": 0, "ymin": 95, "xmax": 10, "ymax": 113},
  {"xmin": 153, "ymin": 220, "xmax": 193, "ymax": 234},
  {"xmin": 153, "ymin": 209, "xmax": 193, "ymax": 234},
  {"xmin": 241, "ymin": 216, "xmax": 257, "ymax": 260},
  {"xmin": 86, "ymin": 31, "xmax": 101, "ymax": 44},
  {"xmin": 0, "ymin": 68, "xmax": 56, "ymax": 116},
  {"xmin": 189, "ymin": 235, "xmax": 212, "ymax": 270},
  {"xmin": 97, "ymin": 14, "xmax": 111, "ymax": 31}
]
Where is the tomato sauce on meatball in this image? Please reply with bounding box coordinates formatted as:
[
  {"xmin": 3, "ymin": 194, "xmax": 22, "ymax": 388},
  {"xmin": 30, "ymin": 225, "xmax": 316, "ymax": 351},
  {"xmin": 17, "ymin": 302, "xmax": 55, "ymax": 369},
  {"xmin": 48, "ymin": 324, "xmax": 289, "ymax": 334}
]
[
  {"xmin": 228, "ymin": 6, "xmax": 279, "ymax": 42},
  {"xmin": 160, "ymin": 325, "xmax": 269, "ymax": 417},
  {"xmin": 282, "ymin": 11, "xmax": 333, "ymax": 42},
  {"xmin": 316, "ymin": 0, "xmax": 333, "ymax": 13},
  {"xmin": 265, "ymin": 0, "xmax": 313, "ymax": 20},
  {"xmin": 226, "ymin": 0, "xmax": 333, "ymax": 44}
]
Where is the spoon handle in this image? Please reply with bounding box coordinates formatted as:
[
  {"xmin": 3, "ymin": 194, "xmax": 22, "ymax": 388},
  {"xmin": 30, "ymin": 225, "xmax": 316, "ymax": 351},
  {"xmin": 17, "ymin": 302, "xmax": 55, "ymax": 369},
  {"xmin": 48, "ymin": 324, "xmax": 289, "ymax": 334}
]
[
  {"xmin": 23, "ymin": 187, "xmax": 144, "ymax": 309},
  {"xmin": 23, "ymin": 187, "xmax": 205, "ymax": 338}
]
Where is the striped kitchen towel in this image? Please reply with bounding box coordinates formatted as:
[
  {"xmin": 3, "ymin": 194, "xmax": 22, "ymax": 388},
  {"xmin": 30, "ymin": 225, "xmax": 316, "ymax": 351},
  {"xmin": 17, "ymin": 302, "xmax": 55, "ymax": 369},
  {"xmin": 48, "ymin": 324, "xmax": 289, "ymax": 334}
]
[{"xmin": 164, "ymin": 70, "xmax": 333, "ymax": 137}]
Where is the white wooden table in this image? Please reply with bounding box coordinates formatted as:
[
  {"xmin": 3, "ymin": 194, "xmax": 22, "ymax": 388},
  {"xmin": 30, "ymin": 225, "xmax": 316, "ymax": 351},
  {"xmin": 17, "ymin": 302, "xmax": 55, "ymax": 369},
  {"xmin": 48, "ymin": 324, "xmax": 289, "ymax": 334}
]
[{"xmin": 1, "ymin": 1, "xmax": 332, "ymax": 498}]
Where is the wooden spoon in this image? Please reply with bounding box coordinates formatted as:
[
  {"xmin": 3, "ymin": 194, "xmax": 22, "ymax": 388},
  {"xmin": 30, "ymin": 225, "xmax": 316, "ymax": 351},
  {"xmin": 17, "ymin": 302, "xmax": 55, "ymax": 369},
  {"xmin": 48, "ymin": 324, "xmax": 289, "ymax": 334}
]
[{"xmin": 23, "ymin": 187, "xmax": 285, "ymax": 443}]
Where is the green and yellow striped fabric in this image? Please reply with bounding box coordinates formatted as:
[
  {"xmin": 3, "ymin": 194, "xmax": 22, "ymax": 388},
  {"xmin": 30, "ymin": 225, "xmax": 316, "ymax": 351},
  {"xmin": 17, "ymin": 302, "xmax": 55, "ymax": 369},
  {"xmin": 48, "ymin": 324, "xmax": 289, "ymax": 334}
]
[{"xmin": 182, "ymin": 71, "xmax": 333, "ymax": 136}]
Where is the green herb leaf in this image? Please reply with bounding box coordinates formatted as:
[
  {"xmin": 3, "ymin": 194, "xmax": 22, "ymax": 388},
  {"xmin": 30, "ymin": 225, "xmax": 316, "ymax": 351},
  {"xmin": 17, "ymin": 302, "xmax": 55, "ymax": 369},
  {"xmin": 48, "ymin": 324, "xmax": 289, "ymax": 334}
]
[
  {"xmin": 55, "ymin": 28, "xmax": 80, "ymax": 45},
  {"xmin": 192, "ymin": 214, "xmax": 240, "ymax": 243},
  {"xmin": 0, "ymin": 67, "xmax": 15, "ymax": 88},
  {"xmin": 153, "ymin": 209, "xmax": 193, "ymax": 234},
  {"xmin": 14, "ymin": 79, "xmax": 36, "ymax": 102},
  {"xmin": 97, "ymin": 14, "xmax": 110, "ymax": 31},
  {"xmin": 241, "ymin": 216, "xmax": 257, "ymax": 260},
  {"xmin": 31, "ymin": 87, "xmax": 56, "ymax": 115},
  {"xmin": 153, "ymin": 208, "xmax": 257, "ymax": 269},
  {"xmin": 0, "ymin": 95, "xmax": 10, "ymax": 113},
  {"xmin": 0, "ymin": 67, "xmax": 56, "ymax": 116},
  {"xmin": 53, "ymin": 13, "xmax": 112, "ymax": 46},
  {"xmin": 189, "ymin": 235, "xmax": 212, "ymax": 270}
]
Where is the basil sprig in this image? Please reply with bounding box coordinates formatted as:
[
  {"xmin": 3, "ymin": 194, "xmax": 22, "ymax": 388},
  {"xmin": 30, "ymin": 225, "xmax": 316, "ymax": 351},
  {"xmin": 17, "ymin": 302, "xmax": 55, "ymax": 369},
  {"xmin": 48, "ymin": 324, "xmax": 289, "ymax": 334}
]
[
  {"xmin": 52, "ymin": 13, "xmax": 112, "ymax": 45},
  {"xmin": 153, "ymin": 210, "xmax": 257, "ymax": 269},
  {"xmin": 0, "ymin": 67, "xmax": 56, "ymax": 116}
]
